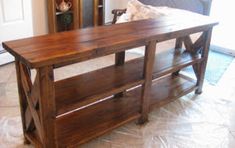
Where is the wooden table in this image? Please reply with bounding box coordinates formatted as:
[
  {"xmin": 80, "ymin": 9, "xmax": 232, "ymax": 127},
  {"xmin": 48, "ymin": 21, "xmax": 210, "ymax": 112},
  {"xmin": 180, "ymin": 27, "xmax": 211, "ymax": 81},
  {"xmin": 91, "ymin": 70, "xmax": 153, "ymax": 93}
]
[{"xmin": 2, "ymin": 10, "xmax": 218, "ymax": 148}]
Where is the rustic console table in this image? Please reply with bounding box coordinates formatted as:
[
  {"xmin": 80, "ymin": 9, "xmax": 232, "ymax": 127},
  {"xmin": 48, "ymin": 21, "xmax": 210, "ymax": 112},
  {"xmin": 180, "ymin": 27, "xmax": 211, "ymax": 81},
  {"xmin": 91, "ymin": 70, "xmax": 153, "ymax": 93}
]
[{"xmin": 3, "ymin": 10, "xmax": 217, "ymax": 148}]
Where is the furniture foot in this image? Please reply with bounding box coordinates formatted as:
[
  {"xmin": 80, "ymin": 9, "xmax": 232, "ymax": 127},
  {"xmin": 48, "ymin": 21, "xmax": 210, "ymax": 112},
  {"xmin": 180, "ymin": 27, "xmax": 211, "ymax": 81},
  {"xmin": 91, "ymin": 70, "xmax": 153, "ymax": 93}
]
[
  {"xmin": 24, "ymin": 138, "xmax": 31, "ymax": 145},
  {"xmin": 138, "ymin": 116, "xmax": 149, "ymax": 125},
  {"xmin": 195, "ymin": 89, "xmax": 202, "ymax": 94},
  {"xmin": 172, "ymin": 70, "xmax": 180, "ymax": 77}
]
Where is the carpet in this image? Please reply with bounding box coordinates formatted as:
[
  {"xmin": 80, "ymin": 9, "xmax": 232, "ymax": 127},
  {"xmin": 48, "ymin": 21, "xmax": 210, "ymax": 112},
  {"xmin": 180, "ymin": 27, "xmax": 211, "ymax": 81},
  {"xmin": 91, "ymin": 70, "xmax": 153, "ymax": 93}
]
[{"xmin": 183, "ymin": 47, "xmax": 234, "ymax": 85}]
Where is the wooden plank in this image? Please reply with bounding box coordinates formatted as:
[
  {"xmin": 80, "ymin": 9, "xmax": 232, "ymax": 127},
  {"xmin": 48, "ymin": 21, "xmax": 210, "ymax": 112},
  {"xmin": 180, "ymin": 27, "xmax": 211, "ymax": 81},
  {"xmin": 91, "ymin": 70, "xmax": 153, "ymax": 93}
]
[
  {"xmin": 183, "ymin": 35, "xmax": 194, "ymax": 53},
  {"xmin": 55, "ymin": 48, "xmax": 201, "ymax": 115},
  {"xmin": 25, "ymin": 73, "xmax": 40, "ymax": 131},
  {"xmin": 196, "ymin": 28, "xmax": 213, "ymax": 94},
  {"xmin": 139, "ymin": 41, "xmax": 156, "ymax": 124},
  {"xmin": 55, "ymin": 74, "xmax": 196, "ymax": 147},
  {"xmin": 175, "ymin": 37, "xmax": 183, "ymax": 49},
  {"xmin": 115, "ymin": 51, "xmax": 125, "ymax": 66},
  {"xmin": 19, "ymin": 62, "xmax": 43, "ymax": 142},
  {"xmin": 24, "ymin": 93, "xmax": 43, "ymax": 143},
  {"xmin": 56, "ymin": 92, "xmax": 141, "ymax": 147},
  {"xmin": 37, "ymin": 66, "xmax": 57, "ymax": 147},
  {"xmin": 15, "ymin": 59, "xmax": 30, "ymax": 144},
  {"xmin": 130, "ymin": 74, "xmax": 197, "ymax": 110},
  {"xmin": 151, "ymin": 49, "xmax": 202, "ymax": 78},
  {"xmin": 183, "ymin": 35, "xmax": 201, "ymax": 79},
  {"xmin": 193, "ymin": 33, "xmax": 205, "ymax": 51},
  {"xmin": 19, "ymin": 63, "xmax": 32, "ymax": 93},
  {"xmin": 114, "ymin": 51, "xmax": 126, "ymax": 97},
  {"xmin": 2, "ymin": 11, "xmax": 218, "ymax": 68},
  {"xmin": 150, "ymin": 74, "xmax": 197, "ymax": 109},
  {"xmin": 55, "ymin": 58, "xmax": 144, "ymax": 115}
]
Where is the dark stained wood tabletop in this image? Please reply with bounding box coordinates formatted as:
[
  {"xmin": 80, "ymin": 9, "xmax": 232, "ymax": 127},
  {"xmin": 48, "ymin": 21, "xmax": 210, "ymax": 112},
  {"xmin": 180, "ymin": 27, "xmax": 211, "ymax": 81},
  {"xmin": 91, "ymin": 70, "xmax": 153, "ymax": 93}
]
[{"xmin": 2, "ymin": 10, "xmax": 218, "ymax": 68}]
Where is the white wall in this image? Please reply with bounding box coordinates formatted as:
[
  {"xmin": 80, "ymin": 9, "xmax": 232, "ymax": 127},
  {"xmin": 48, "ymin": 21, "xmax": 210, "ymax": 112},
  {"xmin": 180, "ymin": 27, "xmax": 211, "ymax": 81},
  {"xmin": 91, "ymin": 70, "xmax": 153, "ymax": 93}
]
[
  {"xmin": 105, "ymin": 0, "xmax": 129, "ymax": 23},
  {"xmin": 31, "ymin": 0, "xmax": 48, "ymax": 36},
  {"xmin": 210, "ymin": 0, "xmax": 235, "ymax": 55}
]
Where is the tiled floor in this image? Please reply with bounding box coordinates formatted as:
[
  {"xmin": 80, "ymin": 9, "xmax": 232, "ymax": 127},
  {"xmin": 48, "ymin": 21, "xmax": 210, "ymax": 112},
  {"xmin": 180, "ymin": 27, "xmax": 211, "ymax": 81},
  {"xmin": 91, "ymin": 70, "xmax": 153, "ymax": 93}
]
[{"xmin": 0, "ymin": 50, "xmax": 235, "ymax": 147}]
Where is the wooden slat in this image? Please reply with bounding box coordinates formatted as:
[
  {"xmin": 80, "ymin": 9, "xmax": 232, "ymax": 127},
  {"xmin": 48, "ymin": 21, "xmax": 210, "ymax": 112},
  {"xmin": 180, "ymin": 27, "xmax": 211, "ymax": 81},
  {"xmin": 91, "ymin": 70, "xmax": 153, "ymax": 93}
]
[
  {"xmin": 24, "ymin": 94, "xmax": 43, "ymax": 142},
  {"xmin": 183, "ymin": 33, "xmax": 206, "ymax": 80},
  {"xmin": 25, "ymin": 73, "xmax": 40, "ymax": 131},
  {"xmin": 115, "ymin": 51, "xmax": 125, "ymax": 66},
  {"xmin": 19, "ymin": 63, "xmax": 43, "ymax": 142},
  {"xmin": 55, "ymin": 74, "xmax": 196, "ymax": 147},
  {"xmin": 193, "ymin": 33, "xmax": 205, "ymax": 52},
  {"xmin": 196, "ymin": 28, "xmax": 213, "ymax": 94},
  {"xmin": 150, "ymin": 74, "xmax": 197, "ymax": 108},
  {"xmin": 183, "ymin": 35, "xmax": 194, "ymax": 53},
  {"xmin": 56, "ymin": 92, "xmax": 141, "ymax": 147},
  {"xmin": 15, "ymin": 60, "xmax": 30, "ymax": 144},
  {"xmin": 22, "ymin": 89, "xmax": 43, "ymax": 143},
  {"xmin": 114, "ymin": 51, "xmax": 126, "ymax": 97},
  {"xmin": 19, "ymin": 63, "xmax": 32, "ymax": 93},
  {"xmin": 151, "ymin": 49, "xmax": 202, "ymax": 78},
  {"xmin": 139, "ymin": 41, "xmax": 157, "ymax": 123},
  {"xmin": 130, "ymin": 74, "xmax": 197, "ymax": 110},
  {"xmin": 55, "ymin": 59, "xmax": 144, "ymax": 115},
  {"xmin": 2, "ymin": 10, "xmax": 218, "ymax": 68},
  {"xmin": 37, "ymin": 66, "xmax": 57, "ymax": 147},
  {"xmin": 27, "ymin": 92, "xmax": 43, "ymax": 141},
  {"xmin": 175, "ymin": 37, "xmax": 183, "ymax": 49},
  {"xmin": 183, "ymin": 35, "xmax": 200, "ymax": 79}
]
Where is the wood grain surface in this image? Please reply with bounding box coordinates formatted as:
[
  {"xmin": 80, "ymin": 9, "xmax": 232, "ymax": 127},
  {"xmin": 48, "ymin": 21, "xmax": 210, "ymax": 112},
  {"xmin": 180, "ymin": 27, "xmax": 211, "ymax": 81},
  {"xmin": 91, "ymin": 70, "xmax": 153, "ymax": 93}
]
[{"xmin": 3, "ymin": 11, "xmax": 217, "ymax": 68}]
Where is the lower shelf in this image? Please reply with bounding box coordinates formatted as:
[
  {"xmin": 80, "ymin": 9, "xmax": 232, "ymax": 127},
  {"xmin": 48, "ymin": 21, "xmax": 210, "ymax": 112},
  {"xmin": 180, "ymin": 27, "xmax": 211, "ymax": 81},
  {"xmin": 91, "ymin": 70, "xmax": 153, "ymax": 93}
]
[
  {"xmin": 55, "ymin": 74, "xmax": 197, "ymax": 147},
  {"xmin": 130, "ymin": 74, "xmax": 197, "ymax": 110}
]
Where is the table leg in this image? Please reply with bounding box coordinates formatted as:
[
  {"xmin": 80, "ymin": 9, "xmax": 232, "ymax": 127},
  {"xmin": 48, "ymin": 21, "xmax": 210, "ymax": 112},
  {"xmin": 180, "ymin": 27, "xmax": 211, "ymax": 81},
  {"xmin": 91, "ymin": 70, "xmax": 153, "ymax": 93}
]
[
  {"xmin": 138, "ymin": 41, "xmax": 157, "ymax": 124},
  {"xmin": 175, "ymin": 37, "xmax": 183, "ymax": 49},
  {"xmin": 114, "ymin": 51, "xmax": 125, "ymax": 97},
  {"xmin": 37, "ymin": 66, "xmax": 57, "ymax": 148},
  {"xmin": 115, "ymin": 51, "xmax": 125, "ymax": 66},
  {"xmin": 15, "ymin": 60, "xmax": 30, "ymax": 144},
  {"xmin": 195, "ymin": 28, "xmax": 213, "ymax": 94},
  {"xmin": 172, "ymin": 38, "xmax": 183, "ymax": 76}
]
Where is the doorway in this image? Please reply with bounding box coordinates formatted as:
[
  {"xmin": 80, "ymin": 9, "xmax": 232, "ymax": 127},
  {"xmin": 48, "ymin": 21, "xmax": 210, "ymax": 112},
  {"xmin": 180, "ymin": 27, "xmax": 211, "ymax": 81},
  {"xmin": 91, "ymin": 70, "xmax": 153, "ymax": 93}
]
[{"xmin": 0, "ymin": 0, "xmax": 33, "ymax": 65}]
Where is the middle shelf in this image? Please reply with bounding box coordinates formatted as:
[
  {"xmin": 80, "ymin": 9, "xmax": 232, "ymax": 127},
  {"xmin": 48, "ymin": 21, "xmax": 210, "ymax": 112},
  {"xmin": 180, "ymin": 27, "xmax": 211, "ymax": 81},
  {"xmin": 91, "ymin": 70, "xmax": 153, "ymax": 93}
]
[
  {"xmin": 55, "ymin": 74, "xmax": 196, "ymax": 146},
  {"xmin": 55, "ymin": 48, "xmax": 202, "ymax": 115}
]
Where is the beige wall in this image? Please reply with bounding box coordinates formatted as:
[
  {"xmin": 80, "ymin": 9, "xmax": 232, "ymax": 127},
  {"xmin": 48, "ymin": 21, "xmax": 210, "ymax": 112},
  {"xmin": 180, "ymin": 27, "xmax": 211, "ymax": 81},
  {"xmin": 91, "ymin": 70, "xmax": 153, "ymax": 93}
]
[
  {"xmin": 31, "ymin": 0, "xmax": 129, "ymax": 35},
  {"xmin": 31, "ymin": 0, "xmax": 48, "ymax": 36}
]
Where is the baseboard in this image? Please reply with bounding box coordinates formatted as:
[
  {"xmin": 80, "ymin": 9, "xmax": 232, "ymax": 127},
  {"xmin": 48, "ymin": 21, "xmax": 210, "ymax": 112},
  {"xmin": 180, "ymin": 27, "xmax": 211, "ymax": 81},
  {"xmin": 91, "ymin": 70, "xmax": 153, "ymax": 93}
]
[
  {"xmin": 210, "ymin": 45, "xmax": 235, "ymax": 57},
  {"xmin": 0, "ymin": 52, "xmax": 14, "ymax": 66}
]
